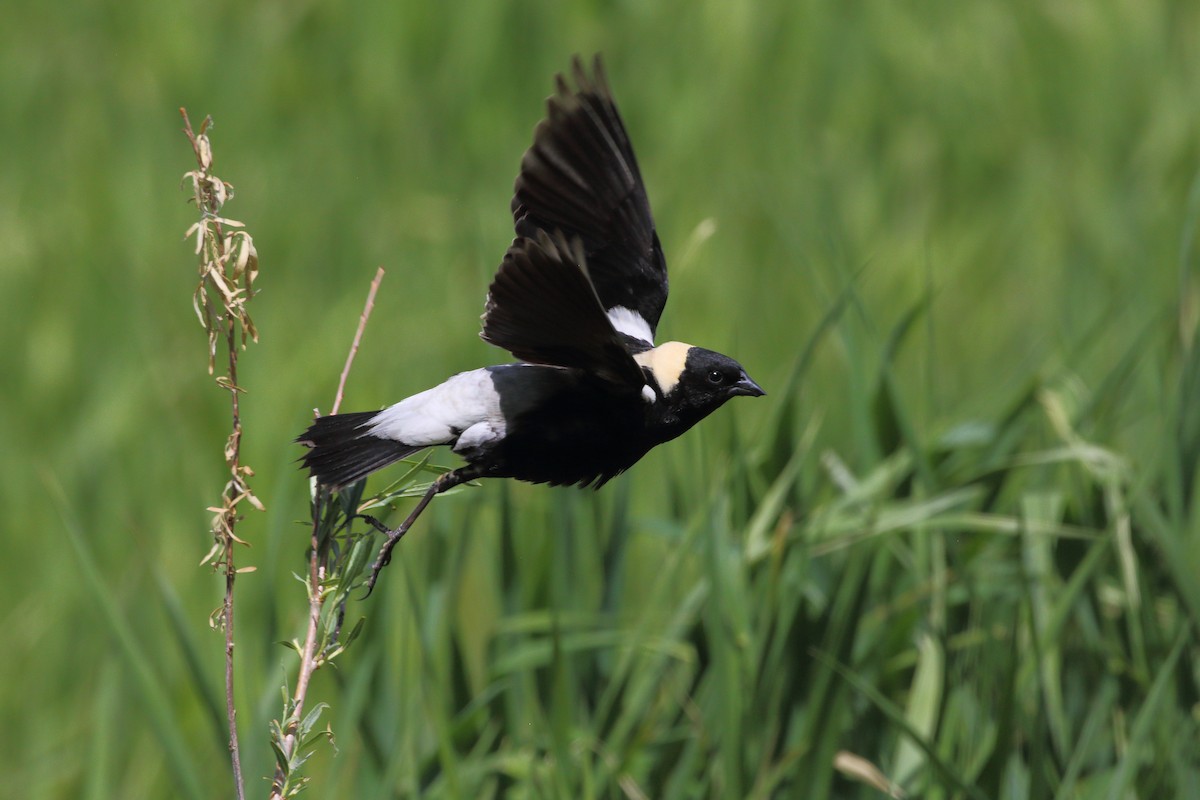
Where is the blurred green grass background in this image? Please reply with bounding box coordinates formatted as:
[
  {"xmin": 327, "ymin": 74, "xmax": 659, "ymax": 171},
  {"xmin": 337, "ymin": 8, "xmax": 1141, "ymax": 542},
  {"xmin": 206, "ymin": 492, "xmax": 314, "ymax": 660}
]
[{"xmin": 5, "ymin": 0, "xmax": 1200, "ymax": 797}]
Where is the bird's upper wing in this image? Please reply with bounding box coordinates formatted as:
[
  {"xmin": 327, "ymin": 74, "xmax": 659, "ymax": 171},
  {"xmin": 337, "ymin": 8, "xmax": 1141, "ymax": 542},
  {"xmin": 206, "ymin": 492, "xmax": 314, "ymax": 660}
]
[
  {"xmin": 510, "ymin": 54, "xmax": 667, "ymax": 347},
  {"xmin": 481, "ymin": 230, "xmax": 647, "ymax": 390}
]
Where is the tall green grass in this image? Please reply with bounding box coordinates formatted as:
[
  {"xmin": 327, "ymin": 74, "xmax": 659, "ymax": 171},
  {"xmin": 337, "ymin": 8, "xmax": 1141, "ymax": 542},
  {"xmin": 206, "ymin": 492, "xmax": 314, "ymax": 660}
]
[{"xmin": 3, "ymin": 0, "xmax": 1198, "ymax": 797}]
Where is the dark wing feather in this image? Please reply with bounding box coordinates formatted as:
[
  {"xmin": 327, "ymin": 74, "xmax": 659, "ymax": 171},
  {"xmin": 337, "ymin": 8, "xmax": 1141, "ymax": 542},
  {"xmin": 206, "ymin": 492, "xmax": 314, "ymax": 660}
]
[
  {"xmin": 511, "ymin": 54, "xmax": 667, "ymax": 344},
  {"xmin": 481, "ymin": 230, "xmax": 645, "ymax": 390}
]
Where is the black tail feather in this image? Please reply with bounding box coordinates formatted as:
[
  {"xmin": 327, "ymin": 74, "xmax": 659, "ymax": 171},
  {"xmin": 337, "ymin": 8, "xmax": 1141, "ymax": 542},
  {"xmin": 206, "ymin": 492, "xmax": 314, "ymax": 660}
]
[{"xmin": 297, "ymin": 411, "xmax": 424, "ymax": 489}]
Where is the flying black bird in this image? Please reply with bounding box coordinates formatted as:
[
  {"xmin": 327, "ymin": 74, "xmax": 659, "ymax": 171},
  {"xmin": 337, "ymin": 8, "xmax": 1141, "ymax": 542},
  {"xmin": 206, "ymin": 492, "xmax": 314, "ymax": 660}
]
[{"xmin": 299, "ymin": 55, "xmax": 764, "ymax": 591}]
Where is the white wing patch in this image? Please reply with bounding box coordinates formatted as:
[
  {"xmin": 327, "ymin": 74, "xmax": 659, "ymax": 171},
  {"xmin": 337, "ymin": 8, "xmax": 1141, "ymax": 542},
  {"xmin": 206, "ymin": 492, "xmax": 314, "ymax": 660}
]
[
  {"xmin": 634, "ymin": 341, "xmax": 692, "ymax": 396},
  {"xmin": 607, "ymin": 305, "xmax": 655, "ymax": 345}
]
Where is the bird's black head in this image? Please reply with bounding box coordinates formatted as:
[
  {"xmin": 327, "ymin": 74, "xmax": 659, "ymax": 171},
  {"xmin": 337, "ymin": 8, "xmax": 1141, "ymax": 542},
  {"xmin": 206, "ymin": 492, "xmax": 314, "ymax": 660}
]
[
  {"xmin": 675, "ymin": 345, "xmax": 765, "ymax": 406},
  {"xmin": 635, "ymin": 342, "xmax": 764, "ymax": 433}
]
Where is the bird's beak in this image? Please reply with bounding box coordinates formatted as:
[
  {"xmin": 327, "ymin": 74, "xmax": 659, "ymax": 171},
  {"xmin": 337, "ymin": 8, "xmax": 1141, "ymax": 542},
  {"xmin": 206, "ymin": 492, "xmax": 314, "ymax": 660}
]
[{"xmin": 731, "ymin": 372, "xmax": 766, "ymax": 398}]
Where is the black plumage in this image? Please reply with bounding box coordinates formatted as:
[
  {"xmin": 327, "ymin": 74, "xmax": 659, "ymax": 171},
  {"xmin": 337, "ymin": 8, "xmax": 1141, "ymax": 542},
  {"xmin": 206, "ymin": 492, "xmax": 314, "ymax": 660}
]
[
  {"xmin": 299, "ymin": 412, "xmax": 423, "ymax": 489},
  {"xmin": 512, "ymin": 55, "xmax": 668, "ymax": 340},
  {"xmin": 298, "ymin": 55, "xmax": 764, "ymax": 592},
  {"xmin": 481, "ymin": 231, "xmax": 645, "ymax": 387}
]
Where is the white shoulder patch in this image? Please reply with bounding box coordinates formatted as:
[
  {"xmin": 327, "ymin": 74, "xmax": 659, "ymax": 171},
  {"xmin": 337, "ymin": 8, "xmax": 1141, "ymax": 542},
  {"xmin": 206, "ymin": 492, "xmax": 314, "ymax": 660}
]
[
  {"xmin": 634, "ymin": 341, "xmax": 692, "ymax": 396},
  {"xmin": 607, "ymin": 306, "xmax": 655, "ymax": 345}
]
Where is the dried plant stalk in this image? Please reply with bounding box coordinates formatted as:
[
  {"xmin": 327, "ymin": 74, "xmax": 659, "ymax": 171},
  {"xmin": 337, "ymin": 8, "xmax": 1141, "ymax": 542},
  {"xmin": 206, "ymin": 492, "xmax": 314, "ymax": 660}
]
[
  {"xmin": 181, "ymin": 108, "xmax": 262, "ymax": 800},
  {"xmin": 269, "ymin": 267, "xmax": 384, "ymax": 799}
]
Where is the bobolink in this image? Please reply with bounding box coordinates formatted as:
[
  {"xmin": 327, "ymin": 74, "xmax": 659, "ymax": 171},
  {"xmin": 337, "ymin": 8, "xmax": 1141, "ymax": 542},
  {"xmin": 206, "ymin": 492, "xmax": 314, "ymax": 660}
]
[{"xmin": 299, "ymin": 55, "xmax": 763, "ymax": 590}]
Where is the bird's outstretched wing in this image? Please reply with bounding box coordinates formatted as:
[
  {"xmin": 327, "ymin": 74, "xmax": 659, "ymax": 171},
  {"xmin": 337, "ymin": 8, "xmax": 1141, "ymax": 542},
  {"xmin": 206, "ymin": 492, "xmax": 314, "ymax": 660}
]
[
  {"xmin": 481, "ymin": 230, "xmax": 646, "ymax": 390},
  {"xmin": 511, "ymin": 54, "xmax": 667, "ymax": 347}
]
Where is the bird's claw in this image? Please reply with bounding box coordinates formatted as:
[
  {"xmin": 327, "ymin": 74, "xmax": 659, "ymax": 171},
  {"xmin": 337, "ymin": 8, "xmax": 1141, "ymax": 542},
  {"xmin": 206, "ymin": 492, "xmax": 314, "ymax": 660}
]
[{"xmin": 360, "ymin": 522, "xmax": 404, "ymax": 599}]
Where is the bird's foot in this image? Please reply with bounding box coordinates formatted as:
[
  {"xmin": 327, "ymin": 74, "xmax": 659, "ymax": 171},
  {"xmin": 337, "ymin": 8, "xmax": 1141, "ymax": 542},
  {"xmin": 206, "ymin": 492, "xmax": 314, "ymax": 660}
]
[
  {"xmin": 352, "ymin": 515, "xmax": 401, "ymax": 597},
  {"xmin": 359, "ymin": 519, "xmax": 406, "ymax": 598}
]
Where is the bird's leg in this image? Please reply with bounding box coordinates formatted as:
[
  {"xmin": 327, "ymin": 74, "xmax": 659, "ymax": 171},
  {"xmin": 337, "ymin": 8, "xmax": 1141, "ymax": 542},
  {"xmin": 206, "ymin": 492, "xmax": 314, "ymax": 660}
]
[{"xmin": 359, "ymin": 467, "xmax": 473, "ymax": 597}]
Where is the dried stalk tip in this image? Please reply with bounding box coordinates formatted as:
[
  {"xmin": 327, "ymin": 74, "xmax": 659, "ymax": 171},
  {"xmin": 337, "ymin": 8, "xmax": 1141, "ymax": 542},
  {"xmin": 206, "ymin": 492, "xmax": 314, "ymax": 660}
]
[{"xmin": 181, "ymin": 110, "xmax": 264, "ymax": 555}]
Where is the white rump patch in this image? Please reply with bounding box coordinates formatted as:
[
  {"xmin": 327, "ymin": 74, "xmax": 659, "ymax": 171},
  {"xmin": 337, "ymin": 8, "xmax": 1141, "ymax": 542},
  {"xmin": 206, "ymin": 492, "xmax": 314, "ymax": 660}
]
[
  {"xmin": 607, "ymin": 306, "xmax": 654, "ymax": 345},
  {"xmin": 634, "ymin": 341, "xmax": 692, "ymax": 396},
  {"xmin": 368, "ymin": 368, "xmax": 502, "ymax": 446}
]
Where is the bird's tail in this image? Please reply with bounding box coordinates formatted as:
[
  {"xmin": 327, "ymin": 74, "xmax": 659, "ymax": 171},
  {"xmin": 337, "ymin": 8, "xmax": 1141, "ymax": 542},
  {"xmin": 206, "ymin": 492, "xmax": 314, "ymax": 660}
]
[{"xmin": 296, "ymin": 411, "xmax": 425, "ymax": 490}]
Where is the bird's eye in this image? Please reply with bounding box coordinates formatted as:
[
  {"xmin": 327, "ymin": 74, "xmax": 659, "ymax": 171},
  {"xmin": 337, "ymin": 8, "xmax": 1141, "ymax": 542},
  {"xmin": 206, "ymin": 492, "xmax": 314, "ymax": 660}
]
[{"xmin": 707, "ymin": 370, "xmax": 725, "ymax": 385}]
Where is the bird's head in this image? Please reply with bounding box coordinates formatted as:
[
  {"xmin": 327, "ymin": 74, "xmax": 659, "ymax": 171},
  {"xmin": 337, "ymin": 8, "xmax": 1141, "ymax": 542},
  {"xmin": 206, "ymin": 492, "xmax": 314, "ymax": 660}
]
[{"xmin": 635, "ymin": 342, "xmax": 764, "ymax": 424}]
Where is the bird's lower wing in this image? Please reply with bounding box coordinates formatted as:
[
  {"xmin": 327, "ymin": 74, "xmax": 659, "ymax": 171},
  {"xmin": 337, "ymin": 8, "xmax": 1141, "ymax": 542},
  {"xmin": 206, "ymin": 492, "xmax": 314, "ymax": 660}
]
[{"xmin": 481, "ymin": 230, "xmax": 646, "ymax": 391}]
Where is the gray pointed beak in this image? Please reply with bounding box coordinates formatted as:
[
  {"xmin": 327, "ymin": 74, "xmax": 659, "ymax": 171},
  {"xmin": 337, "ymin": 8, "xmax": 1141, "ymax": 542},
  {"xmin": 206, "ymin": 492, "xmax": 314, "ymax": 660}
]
[{"xmin": 731, "ymin": 373, "xmax": 765, "ymax": 398}]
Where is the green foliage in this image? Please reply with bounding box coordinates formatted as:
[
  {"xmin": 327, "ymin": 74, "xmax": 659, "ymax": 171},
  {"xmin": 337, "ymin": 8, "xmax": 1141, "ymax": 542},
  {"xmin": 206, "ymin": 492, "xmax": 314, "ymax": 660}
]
[{"xmin": 4, "ymin": 0, "xmax": 1200, "ymax": 797}]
